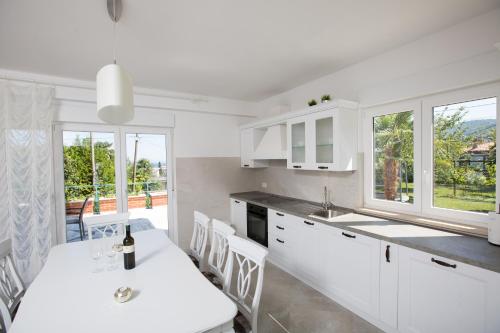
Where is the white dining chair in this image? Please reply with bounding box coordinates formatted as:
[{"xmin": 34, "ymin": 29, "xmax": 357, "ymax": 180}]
[
  {"xmin": 83, "ymin": 213, "xmax": 129, "ymax": 240},
  {"xmin": 223, "ymin": 235, "xmax": 268, "ymax": 333},
  {"xmin": 188, "ymin": 211, "xmax": 210, "ymax": 270},
  {"xmin": 202, "ymin": 219, "xmax": 235, "ymax": 289},
  {"xmin": 0, "ymin": 239, "xmax": 25, "ymax": 333}
]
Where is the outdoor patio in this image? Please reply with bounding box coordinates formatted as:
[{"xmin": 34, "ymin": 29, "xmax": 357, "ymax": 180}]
[{"xmin": 66, "ymin": 205, "xmax": 168, "ymax": 243}]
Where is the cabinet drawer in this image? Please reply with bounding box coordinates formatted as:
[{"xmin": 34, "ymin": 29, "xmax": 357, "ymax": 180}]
[
  {"xmin": 268, "ymin": 235, "xmax": 294, "ymax": 268},
  {"xmin": 268, "ymin": 209, "xmax": 292, "ymax": 232}
]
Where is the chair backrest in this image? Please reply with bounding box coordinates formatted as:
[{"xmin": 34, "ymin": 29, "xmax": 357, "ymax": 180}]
[
  {"xmin": 207, "ymin": 219, "xmax": 235, "ymax": 281},
  {"xmin": 78, "ymin": 197, "xmax": 91, "ymax": 221},
  {"xmin": 0, "ymin": 239, "xmax": 25, "ymax": 332},
  {"xmin": 84, "ymin": 213, "xmax": 129, "ymax": 240},
  {"xmin": 189, "ymin": 211, "xmax": 210, "ymax": 266},
  {"xmin": 223, "ymin": 236, "xmax": 268, "ymax": 333}
]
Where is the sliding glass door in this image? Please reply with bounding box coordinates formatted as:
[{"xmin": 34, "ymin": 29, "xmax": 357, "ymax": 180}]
[
  {"xmin": 54, "ymin": 124, "xmax": 174, "ymax": 244},
  {"xmin": 122, "ymin": 129, "xmax": 169, "ymax": 231}
]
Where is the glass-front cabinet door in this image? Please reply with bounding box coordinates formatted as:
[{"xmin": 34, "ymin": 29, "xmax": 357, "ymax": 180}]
[
  {"xmin": 314, "ymin": 113, "xmax": 334, "ymax": 170},
  {"xmin": 287, "ymin": 117, "xmax": 308, "ymax": 169}
]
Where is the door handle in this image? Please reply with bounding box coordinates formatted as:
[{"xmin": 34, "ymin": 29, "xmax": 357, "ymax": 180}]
[
  {"xmin": 276, "ymin": 238, "xmax": 285, "ymax": 244},
  {"xmin": 243, "ymin": 164, "xmax": 249, "ymax": 167},
  {"xmin": 431, "ymin": 258, "xmax": 457, "ymax": 269},
  {"xmin": 234, "ymin": 200, "xmax": 240, "ymax": 204},
  {"xmin": 276, "ymin": 225, "xmax": 284, "ymax": 230},
  {"xmin": 318, "ymin": 166, "xmax": 328, "ymax": 170},
  {"xmin": 276, "ymin": 212, "xmax": 284, "ymax": 217},
  {"xmin": 342, "ymin": 232, "xmax": 356, "ymax": 239},
  {"xmin": 385, "ymin": 245, "xmax": 390, "ymax": 263},
  {"xmin": 304, "ymin": 221, "xmax": 314, "ymax": 226},
  {"xmin": 293, "ymin": 165, "xmax": 302, "ymax": 169}
]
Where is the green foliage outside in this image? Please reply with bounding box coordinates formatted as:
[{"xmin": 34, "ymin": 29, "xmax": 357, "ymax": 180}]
[
  {"xmin": 64, "ymin": 136, "xmax": 116, "ymax": 201},
  {"xmin": 374, "ymin": 105, "xmax": 496, "ymax": 213},
  {"xmin": 64, "ymin": 136, "xmax": 161, "ymax": 202},
  {"xmin": 374, "ymin": 111, "xmax": 414, "ymax": 202}
]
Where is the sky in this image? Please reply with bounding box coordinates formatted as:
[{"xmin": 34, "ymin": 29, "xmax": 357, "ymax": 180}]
[
  {"xmin": 63, "ymin": 132, "xmax": 167, "ymax": 165},
  {"xmin": 434, "ymin": 97, "xmax": 497, "ymax": 121}
]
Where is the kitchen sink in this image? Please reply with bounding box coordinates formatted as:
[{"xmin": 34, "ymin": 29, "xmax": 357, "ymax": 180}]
[{"xmin": 309, "ymin": 209, "xmax": 347, "ymax": 221}]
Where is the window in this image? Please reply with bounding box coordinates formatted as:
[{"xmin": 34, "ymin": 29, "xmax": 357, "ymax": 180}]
[
  {"xmin": 364, "ymin": 84, "xmax": 499, "ymax": 226},
  {"xmin": 432, "ymin": 97, "xmax": 496, "ymax": 214},
  {"xmin": 54, "ymin": 124, "xmax": 174, "ymax": 243},
  {"xmin": 373, "ymin": 111, "xmax": 414, "ymax": 204}
]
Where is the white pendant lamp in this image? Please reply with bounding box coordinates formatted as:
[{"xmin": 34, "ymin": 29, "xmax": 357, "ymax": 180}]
[{"xmin": 97, "ymin": 0, "xmax": 134, "ymax": 124}]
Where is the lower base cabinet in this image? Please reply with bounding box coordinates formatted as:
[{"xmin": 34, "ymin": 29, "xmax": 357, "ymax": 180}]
[
  {"xmin": 398, "ymin": 246, "xmax": 500, "ymax": 333},
  {"xmin": 294, "ymin": 217, "xmax": 322, "ymax": 285},
  {"xmin": 319, "ymin": 224, "xmax": 381, "ymax": 319},
  {"xmin": 260, "ymin": 206, "xmax": 500, "ymax": 333},
  {"xmin": 379, "ymin": 241, "xmax": 399, "ymax": 329},
  {"xmin": 229, "ymin": 199, "xmax": 247, "ymax": 237}
]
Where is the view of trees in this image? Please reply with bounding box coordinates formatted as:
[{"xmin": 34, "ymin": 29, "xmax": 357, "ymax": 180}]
[
  {"xmin": 374, "ymin": 111, "xmax": 414, "ymax": 202},
  {"xmin": 374, "ymin": 100, "xmax": 496, "ymax": 213},
  {"xmin": 64, "ymin": 135, "xmax": 161, "ymax": 201},
  {"xmin": 64, "ymin": 136, "xmax": 116, "ymax": 201}
]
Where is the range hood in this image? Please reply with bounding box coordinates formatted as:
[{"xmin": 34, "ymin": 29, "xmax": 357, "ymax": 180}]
[{"xmin": 252, "ymin": 124, "xmax": 287, "ymax": 160}]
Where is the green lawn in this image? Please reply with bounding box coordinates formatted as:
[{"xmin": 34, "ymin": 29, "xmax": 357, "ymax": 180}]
[
  {"xmin": 376, "ymin": 183, "xmax": 495, "ymax": 213},
  {"xmin": 433, "ymin": 184, "xmax": 495, "ymax": 213}
]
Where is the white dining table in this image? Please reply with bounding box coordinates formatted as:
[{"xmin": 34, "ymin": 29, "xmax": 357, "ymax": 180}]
[{"xmin": 9, "ymin": 229, "xmax": 237, "ymax": 333}]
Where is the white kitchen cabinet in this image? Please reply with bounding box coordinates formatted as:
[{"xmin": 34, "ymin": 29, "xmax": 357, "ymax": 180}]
[
  {"xmin": 319, "ymin": 225, "xmax": 380, "ymax": 318},
  {"xmin": 229, "ymin": 198, "xmax": 247, "ymax": 237},
  {"xmin": 240, "ymin": 128, "xmax": 268, "ymax": 168},
  {"xmin": 286, "ymin": 106, "xmax": 358, "ymax": 171},
  {"xmin": 267, "ymin": 209, "xmax": 298, "ymax": 272},
  {"xmin": 398, "ymin": 246, "xmax": 500, "ymax": 333},
  {"xmin": 294, "ymin": 217, "xmax": 322, "ymax": 285},
  {"xmin": 379, "ymin": 241, "xmax": 399, "ymax": 329},
  {"xmin": 287, "ymin": 116, "xmax": 309, "ymax": 170}
]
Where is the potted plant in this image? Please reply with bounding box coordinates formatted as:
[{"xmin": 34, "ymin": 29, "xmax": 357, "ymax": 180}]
[
  {"xmin": 321, "ymin": 94, "xmax": 331, "ymax": 103},
  {"xmin": 308, "ymin": 99, "xmax": 317, "ymax": 107}
]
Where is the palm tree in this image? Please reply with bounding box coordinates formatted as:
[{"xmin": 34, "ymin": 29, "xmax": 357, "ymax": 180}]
[{"xmin": 374, "ymin": 111, "xmax": 413, "ymax": 201}]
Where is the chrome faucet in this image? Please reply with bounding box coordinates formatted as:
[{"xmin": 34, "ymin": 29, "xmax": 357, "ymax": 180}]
[{"xmin": 322, "ymin": 186, "xmax": 334, "ymax": 211}]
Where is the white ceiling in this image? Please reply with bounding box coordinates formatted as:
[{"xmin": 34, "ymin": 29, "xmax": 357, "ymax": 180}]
[{"xmin": 1, "ymin": 0, "xmax": 499, "ymax": 101}]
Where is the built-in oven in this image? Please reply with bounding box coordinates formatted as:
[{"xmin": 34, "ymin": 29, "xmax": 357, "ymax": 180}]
[{"xmin": 247, "ymin": 203, "xmax": 268, "ymax": 247}]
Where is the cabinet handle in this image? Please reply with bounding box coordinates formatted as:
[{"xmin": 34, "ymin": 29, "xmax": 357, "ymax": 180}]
[
  {"xmin": 342, "ymin": 232, "xmax": 356, "ymax": 239},
  {"xmin": 318, "ymin": 166, "xmax": 328, "ymax": 170},
  {"xmin": 276, "ymin": 238, "xmax": 285, "ymax": 244},
  {"xmin": 385, "ymin": 245, "xmax": 390, "ymax": 263},
  {"xmin": 276, "ymin": 212, "xmax": 284, "ymax": 217},
  {"xmin": 243, "ymin": 164, "xmax": 249, "ymax": 167},
  {"xmin": 234, "ymin": 200, "xmax": 240, "ymax": 204},
  {"xmin": 293, "ymin": 165, "xmax": 302, "ymax": 169},
  {"xmin": 431, "ymin": 258, "xmax": 457, "ymax": 269},
  {"xmin": 304, "ymin": 221, "xmax": 314, "ymax": 226},
  {"xmin": 276, "ymin": 225, "xmax": 284, "ymax": 230}
]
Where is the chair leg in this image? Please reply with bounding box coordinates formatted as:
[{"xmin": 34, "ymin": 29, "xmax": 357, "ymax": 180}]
[{"xmin": 79, "ymin": 221, "xmax": 84, "ymax": 241}]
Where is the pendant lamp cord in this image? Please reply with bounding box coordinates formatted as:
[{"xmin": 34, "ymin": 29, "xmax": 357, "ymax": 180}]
[{"xmin": 113, "ymin": 0, "xmax": 117, "ymax": 64}]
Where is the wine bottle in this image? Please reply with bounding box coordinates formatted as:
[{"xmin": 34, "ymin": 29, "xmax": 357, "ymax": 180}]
[{"xmin": 123, "ymin": 225, "xmax": 135, "ymax": 270}]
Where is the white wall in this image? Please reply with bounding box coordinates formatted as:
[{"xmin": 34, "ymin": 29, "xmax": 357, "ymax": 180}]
[
  {"xmin": 254, "ymin": 9, "xmax": 500, "ymax": 116},
  {"xmin": 0, "ymin": 69, "xmax": 259, "ymax": 248}
]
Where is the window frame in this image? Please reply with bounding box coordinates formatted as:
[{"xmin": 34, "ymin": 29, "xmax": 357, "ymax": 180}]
[
  {"xmin": 363, "ymin": 100, "xmax": 422, "ymax": 215},
  {"xmin": 421, "ymin": 84, "xmax": 500, "ymax": 227},
  {"xmin": 53, "ymin": 123, "xmax": 176, "ymax": 244},
  {"xmin": 363, "ymin": 83, "xmax": 500, "ymax": 227}
]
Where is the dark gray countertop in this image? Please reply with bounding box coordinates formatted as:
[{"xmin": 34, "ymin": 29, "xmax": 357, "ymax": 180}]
[{"xmin": 231, "ymin": 191, "xmax": 500, "ymax": 274}]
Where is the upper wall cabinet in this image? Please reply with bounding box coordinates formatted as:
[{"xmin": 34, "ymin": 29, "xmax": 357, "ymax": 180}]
[
  {"xmin": 287, "ymin": 106, "xmax": 358, "ymax": 171},
  {"xmin": 240, "ymin": 128, "xmax": 269, "ymax": 168},
  {"xmin": 240, "ymin": 99, "xmax": 358, "ymax": 171}
]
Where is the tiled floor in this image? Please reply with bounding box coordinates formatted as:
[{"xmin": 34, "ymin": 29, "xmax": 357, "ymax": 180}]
[{"xmin": 258, "ymin": 262, "xmax": 382, "ymax": 333}]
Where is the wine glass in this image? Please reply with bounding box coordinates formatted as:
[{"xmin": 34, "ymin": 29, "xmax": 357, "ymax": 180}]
[
  {"xmin": 90, "ymin": 239, "xmax": 104, "ymax": 273},
  {"xmin": 105, "ymin": 237, "xmax": 119, "ymax": 271}
]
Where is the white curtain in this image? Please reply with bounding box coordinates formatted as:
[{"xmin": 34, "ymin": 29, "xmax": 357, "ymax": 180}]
[{"xmin": 0, "ymin": 81, "xmax": 55, "ymax": 284}]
